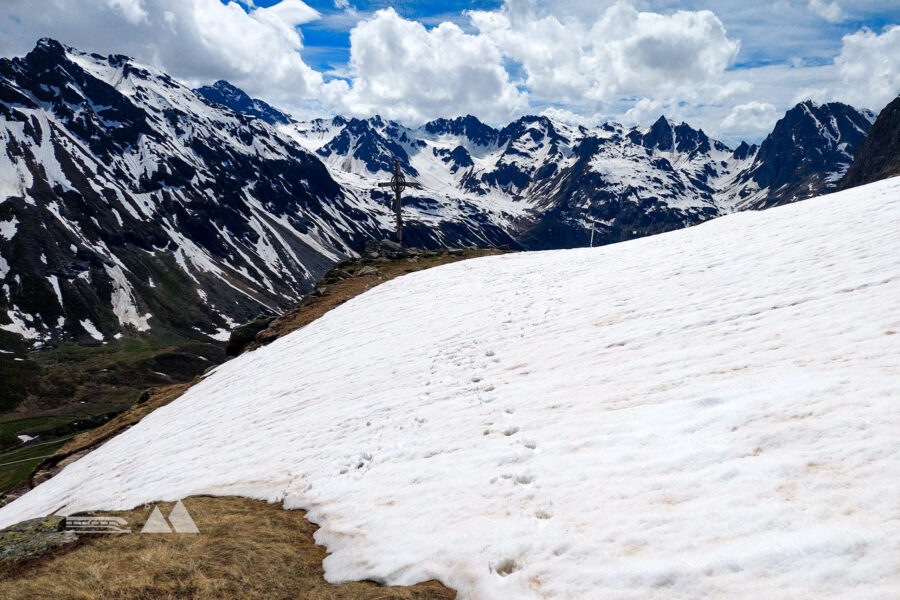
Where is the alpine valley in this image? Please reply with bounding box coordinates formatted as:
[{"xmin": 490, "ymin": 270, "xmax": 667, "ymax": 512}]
[{"xmin": 0, "ymin": 39, "xmax": 883, "ymax": 413}]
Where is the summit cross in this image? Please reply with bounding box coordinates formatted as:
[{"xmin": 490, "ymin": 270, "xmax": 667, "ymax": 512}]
[{"xmin": 377, "ymin": 159, "xmax": 423, "ymax": 246}]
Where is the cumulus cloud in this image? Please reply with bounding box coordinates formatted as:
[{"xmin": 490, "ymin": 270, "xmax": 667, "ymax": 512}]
[
  {"xmin": 469, "ymin": 0, "xmax": 741, "ymax": 105},
  {"xmin": 2, "ymin": 0, "xmax": 897, "ymax": 143},
  {"xmin": 538, "ymin": 106, "xmax": 604, "ymax": 128},
  {"xmin": 260, "ymin": 0, "xmax": 319, "ymax": 26},
  {"xmin": 622, "ymin": 98, "xmax": 666, "ymax": 126},
  {"xmin": 834, "ymin": 25, "xmax": 900, "ymax": 109},
  {"xmin": 0, "ymin": 0, "xmax": 329, "ymax": 106},
  {"xmin": 721, "ymin": 101, "xmax": 781, "ymax": 132},
  {"xmin": 808, "ymin": 0, "xmax": 845, "ymax": 23},
  {"xmin": 107, "ymin": 0, "xmax": 149, "ymax": 24},
  {"xmin": 331, "ymin": 8, "xmax": 527, "ymax": 124}
]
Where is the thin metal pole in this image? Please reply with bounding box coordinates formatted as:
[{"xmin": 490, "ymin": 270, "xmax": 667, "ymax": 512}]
[
  {"xmin": 395, "ymin": 189, "xmax": 403, "ymax": 245},
  {"xmin": 589, "ymin": 221, "xmax": 595, "ymax": 247}
]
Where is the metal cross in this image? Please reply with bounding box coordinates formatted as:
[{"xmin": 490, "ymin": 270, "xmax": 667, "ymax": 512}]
[{"xmin": 377, "ymin": 159, "xmax": 423, "ymax": 246}]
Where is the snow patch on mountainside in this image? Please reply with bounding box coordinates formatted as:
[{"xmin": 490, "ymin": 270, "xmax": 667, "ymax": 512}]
[{"xmin": 2, "ymin": 178, "xmax": 898, "ymax": 598}]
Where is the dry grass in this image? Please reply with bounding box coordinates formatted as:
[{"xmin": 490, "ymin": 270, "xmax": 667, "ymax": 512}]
[{"xmin": 0, "ymin": 496, "xmax": 455, "ymax": 599}]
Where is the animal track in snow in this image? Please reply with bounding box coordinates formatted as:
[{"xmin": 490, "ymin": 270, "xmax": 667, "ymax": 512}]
[{"xmin": 493, "ymin": 558, "xmax": 520, "ymax": 577}]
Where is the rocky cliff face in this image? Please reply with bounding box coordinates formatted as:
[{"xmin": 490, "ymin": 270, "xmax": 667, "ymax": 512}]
[
  {"xmin": 839, "ymin": 95, "xmax": 900, "ymax": 190},
  {"xmin": 720, "ymin": 101, "xmax": 875, "ymax": 209},
  {"xmin": 0, "ymin": 39, "xmax": 363, "ymax": 349}
]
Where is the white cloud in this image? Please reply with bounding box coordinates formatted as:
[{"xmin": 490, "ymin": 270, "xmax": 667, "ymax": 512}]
[
  {"xmin": 469, "ymin": 1, "xmax": 740, "ymax": 105},
  {"xmin": 332, "ymin": 8, "xmax": 527, "ymax": 124},
  {"xmin": 721, "ymin": 101, "xmax": 781, "ymax": 132},
  {"xmin": 834, "ymin": 25, "xmax": 900, "ymax": 110},
  {"xmin": 538, "ymin": 106, "xmax": 604, "ymax": 128},
  {"xmin": 259, "ymin": 0, "xmax": 319, "ymax": 27},
  {"xmin": 1, "ymin": 0, "xmax": 897, "ymax": 144},
  {"xmin": 622, "ymin": 98, "xmax": 665, "ymax": 126},
  {"xmin": 0, "ymin": 0, "xmax": 328, "ymax": 106},
  {"xmin": 808, "ymin": 0, "xmax": 845, "ymax": 23},
  {"xmin": 107, "ymin": 0, "xmax": 149, "ymax": 24}
]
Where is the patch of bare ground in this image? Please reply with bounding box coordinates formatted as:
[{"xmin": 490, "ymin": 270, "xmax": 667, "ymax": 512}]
[{"xmin": 0, "ymin": 496, "xmax": 455, "ymax": 599}]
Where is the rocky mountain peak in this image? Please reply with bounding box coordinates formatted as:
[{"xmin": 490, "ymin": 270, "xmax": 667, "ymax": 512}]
[
  {"xmin": 194, "ymin": 79, "xmax": 292, "ymax": 126},
  {"xmin": 731, "ymin": 99, "xmax": 875, "ymax": 208},
  {"xmin": 424, "ymin": 115, "xmax": 499, "ymax": 146},
  {"xmin": 731, "ymin": 141, "xmax": 758, "ymax": 161}
]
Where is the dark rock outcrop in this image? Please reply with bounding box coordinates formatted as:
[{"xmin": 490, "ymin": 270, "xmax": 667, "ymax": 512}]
[
  {"xmin": 735, "ymin": 101, "xmax": 875, "ymax": 208},
  {"xmin": 839, "ymin": 95, "xmax": 900, "ymax": 190},
  {"xmin": 226, "ymin": 315, "xmax": 276, "ymax": 357}
]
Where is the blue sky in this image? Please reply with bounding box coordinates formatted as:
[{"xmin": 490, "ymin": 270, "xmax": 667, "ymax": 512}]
[
  {"xmin": 250, "ymin": 1, "xmax": 505, "ymax": 74},
  {"xmin": 252, "ymin": 0, "xmax": 900, "ymax": 76},
  {"xmin": 2, "ymin": 0, "xmax": 899, "ymax": 144}
]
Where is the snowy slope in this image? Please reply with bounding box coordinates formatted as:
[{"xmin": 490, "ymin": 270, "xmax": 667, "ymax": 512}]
[{"xmin": 1, "ymin": 178, "xmax": 899, "ymax": 599}]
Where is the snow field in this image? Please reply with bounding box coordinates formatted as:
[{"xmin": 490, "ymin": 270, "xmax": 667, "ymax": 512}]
[{"xmin": 1, "ymin": 178, "xmax": 898, "ymax": 598}]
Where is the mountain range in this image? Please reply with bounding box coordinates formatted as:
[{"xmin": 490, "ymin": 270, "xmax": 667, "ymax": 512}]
[{"xmin": 0, "ymin": 39, "xmax": 887, "ymax": 353}]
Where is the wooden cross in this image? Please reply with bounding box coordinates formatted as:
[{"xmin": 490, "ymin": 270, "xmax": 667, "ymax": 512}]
[{"xmin": 377, "ymin": 159, "xmax": 423, "ymax": 246}]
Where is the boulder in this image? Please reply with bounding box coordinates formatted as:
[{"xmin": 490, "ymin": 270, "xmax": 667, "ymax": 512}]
[
  {"xmin": 357, "ymin": 266, "xmax": 379, "ymax": 277},
  {"xmin": 0, "ymin": 515, "xmax": 78, "ymax": 563},
  {"xmin": 225, "ymin": 315, "xmax": 276, "ymax": 357},
  {"xmin": 379, "ymin": 239, "xmax": 403, "ymax": 253},
  {"xmin": 363, "ymin": 239, "xmax": 380, "ymax": 255}
]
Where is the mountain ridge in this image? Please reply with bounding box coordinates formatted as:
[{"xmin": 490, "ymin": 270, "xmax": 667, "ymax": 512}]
[{"xmin": 0, "ymin": 39, "xmax": 880, "ymax": 355}]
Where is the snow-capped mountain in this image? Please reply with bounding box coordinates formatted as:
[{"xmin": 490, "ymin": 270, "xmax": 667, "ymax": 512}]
[
  {"xmin": 0, "ymin": 39, "xmax": 877, "ymax": 350},
  {"xmin": 721, "ymin": 101, "xmax": 876, "ymax": 209},
  {"xmin": 3, "ymin": 176, "xmax": 897, "ymax": 598},
  {"xmin": 0, "ymin": 39, "xmax": 351, "ymax": 348},
  {"xmin": 0, "ymin": 40, "xmax": 513, "ymax": 349},
  {"xmin": 193, "ymin": 80, "xmax": 293, "ymax": 126},
  {"xmin": 284, "ymin": 114, "xmax": 732, "ymax": 250},
  {"xmin": 280, "ymin": 103, "xmax": 874, "ymax": 249}
]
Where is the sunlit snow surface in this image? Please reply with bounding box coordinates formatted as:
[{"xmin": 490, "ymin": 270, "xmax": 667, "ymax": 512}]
[{"xmin": 2, "ymin": 179, "xmax": 899, "ymax": 598}]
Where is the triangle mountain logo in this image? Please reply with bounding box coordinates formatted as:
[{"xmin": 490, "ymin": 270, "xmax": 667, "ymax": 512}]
[
  {"xmin": 168, "ymin": 500, "xmax": 200, "ymax": 534},
  {"xmin": 140, "ymin": 506, "xmax": 172, "ymax": 533},
  {"xmin": 140, "ymin": 500, "xmax": 199, "ymax": 534}
]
